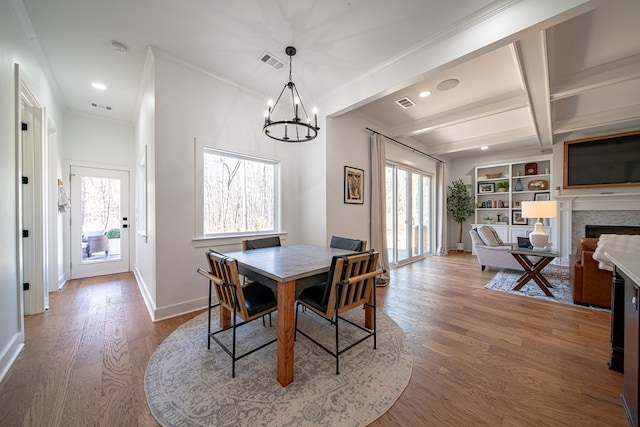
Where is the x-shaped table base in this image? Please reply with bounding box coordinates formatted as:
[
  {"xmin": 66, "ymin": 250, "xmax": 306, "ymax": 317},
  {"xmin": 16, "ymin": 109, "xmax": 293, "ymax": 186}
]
[{"xmin": 510, "ymin": 252, "xmax": 556, "ymax": 297}]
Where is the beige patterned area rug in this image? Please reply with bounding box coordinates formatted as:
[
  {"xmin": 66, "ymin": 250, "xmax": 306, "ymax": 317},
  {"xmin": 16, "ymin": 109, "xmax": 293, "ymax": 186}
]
[
  {"xmin": 145, "ymin": 308, "xmax": 413, "ymax": 427},
  {"xmin": 484, "ymin": 266, "xmax": 574, "ymax": 305},
  {"xmin": 484, "ymin": 266, "xmax": 608, "ymax": 311}
]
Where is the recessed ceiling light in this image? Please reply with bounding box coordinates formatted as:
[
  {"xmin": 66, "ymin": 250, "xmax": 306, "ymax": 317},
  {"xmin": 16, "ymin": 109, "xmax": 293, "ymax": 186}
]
[
  {"xmin": 437, "ymin": 79, "xmax": 459, "ymax": 91},
  {"xmin": 481, "ymin": 146, "xmax": 489, "ymax": 150},
  {"xmin": 419, "ymin": 90, "xmax": 432, "ymax": 98},
  {"xmin": 92, "ymin": 82, "xmax": 106, "ymax": 91}
]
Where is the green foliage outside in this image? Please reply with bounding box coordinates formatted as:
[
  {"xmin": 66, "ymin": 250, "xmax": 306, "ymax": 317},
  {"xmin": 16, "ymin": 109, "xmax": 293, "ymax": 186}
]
[
  {"xmin": 447, "ymin": 179, "xmax": 476, "ymax": 244},
  {"xmin": 106, "ymin": 228, "xmax": 121, "ymax": 239}
]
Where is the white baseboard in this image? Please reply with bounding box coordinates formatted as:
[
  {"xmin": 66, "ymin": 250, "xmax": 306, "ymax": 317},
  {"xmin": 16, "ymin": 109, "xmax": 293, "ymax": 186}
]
[
  {"xmin": 0, "ymin": 331, "xmax": 25, "ymax": 384},
  {"xmin": 132, "ymin": 267, "xmax": 206, "ymax": 322},
  {"xmin": 153, "ymin": 297, "xmax": 209, "ymax": 322},
  {"xmin": 133, "ymin": 267, "xmax": 156, "ymax": 320}
]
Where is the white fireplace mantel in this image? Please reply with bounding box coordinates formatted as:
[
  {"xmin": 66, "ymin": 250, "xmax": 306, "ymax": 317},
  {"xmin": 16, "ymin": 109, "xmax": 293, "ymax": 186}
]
[
  {"xmin": 555, "ymin": 192, "xmax": 640, "ymax": 211},
  {"xmin": 554, "ymin": 192, "xmax": 640, "ymax": 265}
]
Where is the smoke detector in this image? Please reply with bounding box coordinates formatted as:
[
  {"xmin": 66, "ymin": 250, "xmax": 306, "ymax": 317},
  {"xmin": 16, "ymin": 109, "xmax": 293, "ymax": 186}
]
[{"xmin": 111, "ymin": 41, "xmax": 128, "ymax": 54}]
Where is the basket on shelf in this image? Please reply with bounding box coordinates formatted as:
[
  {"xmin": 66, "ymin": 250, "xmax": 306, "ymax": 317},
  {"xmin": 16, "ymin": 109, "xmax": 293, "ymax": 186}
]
[{"xmin": 485, "ymin": 172, "xmax": 503, "ymax": 179}]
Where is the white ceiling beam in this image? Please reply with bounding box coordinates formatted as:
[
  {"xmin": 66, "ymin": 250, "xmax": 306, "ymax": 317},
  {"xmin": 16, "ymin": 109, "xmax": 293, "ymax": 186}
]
[
  {"xmin": 550, "ymin": 54, "xmax": 640, "ymax": 100},
  {"xmin": 390, "ymin": 91, "xmax": 528, "ymax": 138},
  {"xmin": 426, "ymin": 126, "xmax": 537, "ymax": 155},
  {"xmin": 552, "ymin": 105, "xmax": 640, "ymax": 134},
  {"xmin": 321, "ymin": 0, "xmax": 600, "ymax": 117},
  {"xmin": 512, "ymin": 32, "xmax": 553, "ymax": 152}
]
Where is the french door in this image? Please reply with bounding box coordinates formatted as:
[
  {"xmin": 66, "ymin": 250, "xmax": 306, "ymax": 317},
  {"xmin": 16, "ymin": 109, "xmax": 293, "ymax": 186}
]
[
  {"xmin": 386, "ymin": 164, "xmax": 432, "ymax": 267},
  {"xmin": 70, "ymin": 166, "xmax": 130, "ymax": 278}
]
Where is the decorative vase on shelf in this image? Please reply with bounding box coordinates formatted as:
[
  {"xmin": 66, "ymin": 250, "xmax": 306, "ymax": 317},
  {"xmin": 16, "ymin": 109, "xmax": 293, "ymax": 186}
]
[{"xmin": 515, "ymin": 178, "xmax": 524, "ymax": 192}]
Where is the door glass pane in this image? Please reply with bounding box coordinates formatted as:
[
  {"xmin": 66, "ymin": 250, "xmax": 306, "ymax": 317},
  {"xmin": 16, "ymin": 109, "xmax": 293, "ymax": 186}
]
[
  {"xmin": 397, "ymin": 169, "xmax": 409, "ymax": 262},
  {"xmin": 412, "ymin": 172, "xmax": 421, "ymax": 255},
  {"xmin": 385, "ymin": 166, "xmax": 394, "ymax": 264},
  {"xmin": 81, "ymin": 176, "xmax": 121, "ymax": 262},
  {"xmin": 423, "ymin": 176, "xmax": 431, "ymax": 254}
]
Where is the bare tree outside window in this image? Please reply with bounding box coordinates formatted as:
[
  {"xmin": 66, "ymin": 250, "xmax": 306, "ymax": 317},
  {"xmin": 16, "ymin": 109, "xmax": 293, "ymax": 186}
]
[
  {"xmin": 81, "ymin": 176, "xmax": 120, "ymax": 234},
  {"xmin": 203, "ymin": 150, "xmax": 276, "ymax": 235}
]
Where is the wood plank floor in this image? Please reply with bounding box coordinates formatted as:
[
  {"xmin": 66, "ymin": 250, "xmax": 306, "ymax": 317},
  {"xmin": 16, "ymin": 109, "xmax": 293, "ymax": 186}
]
[{"xmin": 0, "ymin": 252, "xmax": 627, "ymax": 426}]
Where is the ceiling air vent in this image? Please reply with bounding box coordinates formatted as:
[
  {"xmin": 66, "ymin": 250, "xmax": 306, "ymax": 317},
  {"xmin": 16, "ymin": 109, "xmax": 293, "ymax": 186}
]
[
  {"xmin": 259, "ymin": 52, "xmax": 285, "ymax": 70},
  {"xmin": 90, "ymin": 102, "xmax": 112, "ymax": 111},
  {"xmin": 395, "ymin": 97, "xmax": 416, "ymax": 109}
]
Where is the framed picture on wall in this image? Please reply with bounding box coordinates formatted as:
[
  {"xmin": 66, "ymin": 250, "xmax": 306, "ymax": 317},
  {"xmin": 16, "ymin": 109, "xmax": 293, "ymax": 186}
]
[
  {"xmin": 344, "ymin": 166, "xmax": 364, "ymax": 204},
  {"xmin": 534, "ymin": 192, "xmax": 550, "ymax": 201},
  {"xmin": 512, "ymin": 210, "xmax": 528, "ymax": 225}
]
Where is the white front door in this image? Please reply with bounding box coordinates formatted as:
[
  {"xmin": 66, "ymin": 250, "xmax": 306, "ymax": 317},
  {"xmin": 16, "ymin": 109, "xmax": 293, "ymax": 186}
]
[{"xmin": 70, "ymin": 166, "xmax": 130, "ymax": 279}]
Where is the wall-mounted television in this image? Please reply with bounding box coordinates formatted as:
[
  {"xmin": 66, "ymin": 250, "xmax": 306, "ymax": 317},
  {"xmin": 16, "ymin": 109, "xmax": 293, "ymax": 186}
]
[{"xmin": 563, "ymin": 130, "xmax": 640, "ymax": 189}]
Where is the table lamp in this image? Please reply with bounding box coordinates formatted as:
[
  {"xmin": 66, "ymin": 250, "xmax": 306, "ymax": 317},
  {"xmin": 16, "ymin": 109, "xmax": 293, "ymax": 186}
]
[{"xmin": 521, "ymin": 200, "xmax": 557, "ymax": 250}]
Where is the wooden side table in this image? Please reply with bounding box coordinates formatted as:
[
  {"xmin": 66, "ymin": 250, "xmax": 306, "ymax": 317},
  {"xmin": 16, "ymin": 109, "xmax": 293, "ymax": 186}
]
[{"xmin": 509, "ymin": 248, "xmax": 560, "ymax": 297}]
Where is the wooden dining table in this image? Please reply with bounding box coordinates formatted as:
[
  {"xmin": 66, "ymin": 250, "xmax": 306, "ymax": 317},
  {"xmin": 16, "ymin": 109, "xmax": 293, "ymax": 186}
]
[{"xmin": 223, "ymin": 244, "xmax": 365, "ymax": 386}]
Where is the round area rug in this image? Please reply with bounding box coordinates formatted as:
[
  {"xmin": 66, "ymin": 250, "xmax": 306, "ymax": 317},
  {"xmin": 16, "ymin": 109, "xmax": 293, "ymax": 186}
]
[{"xmin": 144, "ymin": 308, "xmax": 413, "ymax": 427}]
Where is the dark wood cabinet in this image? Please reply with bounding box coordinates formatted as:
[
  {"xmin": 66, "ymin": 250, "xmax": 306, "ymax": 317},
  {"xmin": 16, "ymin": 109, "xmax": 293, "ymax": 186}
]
[
  {"xmin": 611, "ymin": 272, "xmax": 626, "ymax": 372},
  {"xmin": 612, "ymin": 259, "xmax": 640, "ymax": 427},
  {"xmin": 621, "ymin": 266, "xmax": 640, "ymax": 427}
]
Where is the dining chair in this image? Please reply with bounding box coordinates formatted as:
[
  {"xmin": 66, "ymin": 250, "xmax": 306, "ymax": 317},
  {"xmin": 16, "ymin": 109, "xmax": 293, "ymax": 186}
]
[
  {"xmin": 241, "ymin": 236, "xmax": 281, "ymax": 250},
  {"xmin": 329, "ymin": 235, "xmax": 367, "ymax": 251},
  {"xmin": 240, "ymin": 236, "xmax": 282, "ymax": 285},
  {"xmin": 197, "ymin": 249, "xmax": 277, "ymax": 378},
  {"xmin": 294, "ymin": 250, "xmax": 384, "ymax": 374}
]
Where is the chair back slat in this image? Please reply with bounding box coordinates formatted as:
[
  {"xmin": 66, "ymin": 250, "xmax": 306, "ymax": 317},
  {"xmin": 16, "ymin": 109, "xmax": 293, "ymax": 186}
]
[
  {"xmin": 206, "ymin": 250, "xmax": 250, "ymax": 320},
  {"xmin": 324, "ymin": 251, "xmax": 382, "ymax": 318}
]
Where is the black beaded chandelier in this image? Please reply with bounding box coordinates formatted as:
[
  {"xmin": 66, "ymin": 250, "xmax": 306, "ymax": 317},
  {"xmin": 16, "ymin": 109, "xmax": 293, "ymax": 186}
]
[{"xmin": 263, "ymin": 46, "xmax": 319, "ymax": 142}]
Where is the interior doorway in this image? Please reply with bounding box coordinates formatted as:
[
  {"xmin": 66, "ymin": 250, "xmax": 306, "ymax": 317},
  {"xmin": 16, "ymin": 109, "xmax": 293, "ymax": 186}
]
[
  {"xmin": 70, "ymin": 166, "xmax": 130, "ymax": 279},
  {"xmin": 20, "ymin": 80, "xmax": 47, "ymax": 315}
]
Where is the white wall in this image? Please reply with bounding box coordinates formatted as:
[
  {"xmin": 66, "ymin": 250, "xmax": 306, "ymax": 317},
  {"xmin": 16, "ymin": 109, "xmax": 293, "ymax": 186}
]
[
  {"xmin": 0, "ymin": 0, "xmax": 63, "ymax": 381},
  {"xmin": 325, "ymin": 114, "xmax": 371, "ymax": 245},
  {"xmin": 133, "ymin": 53, "xmax": 157, "ymax": 316},
  {"xmin": 60, "ymin": 112, "xmax": 135, "ymax": 282},
  {"xmin": 144, "ymin": 52, "xmax": 306, "ymax": 319},
  {"xmin": 62, "ymin": 112, "xmax": 134, "ymax": 167}
]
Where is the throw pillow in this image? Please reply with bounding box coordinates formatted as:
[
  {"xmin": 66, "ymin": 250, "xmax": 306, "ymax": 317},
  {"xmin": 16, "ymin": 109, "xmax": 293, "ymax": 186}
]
[{"xmin": 477, "ymin": 226, "xmax": 501, "ymax": 246}]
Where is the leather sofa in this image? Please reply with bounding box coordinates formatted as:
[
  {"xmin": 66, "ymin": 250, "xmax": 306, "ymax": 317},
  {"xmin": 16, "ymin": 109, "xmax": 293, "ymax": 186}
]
[{"xmin": 571, "ymin": 238, "xmax": 612, "ymax": 308}]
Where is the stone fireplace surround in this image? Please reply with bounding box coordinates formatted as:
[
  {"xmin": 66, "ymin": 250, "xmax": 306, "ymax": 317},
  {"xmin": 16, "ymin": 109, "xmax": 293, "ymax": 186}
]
[{"xmin": 555, "ymin": 193, "xmax": 640, "ymax": 265}]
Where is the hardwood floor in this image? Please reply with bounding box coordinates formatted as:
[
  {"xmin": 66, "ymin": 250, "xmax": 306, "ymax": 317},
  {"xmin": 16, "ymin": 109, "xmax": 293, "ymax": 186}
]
[{"xmin": 0, "ymin": 253, "xmax": 627, "ymax": 426}]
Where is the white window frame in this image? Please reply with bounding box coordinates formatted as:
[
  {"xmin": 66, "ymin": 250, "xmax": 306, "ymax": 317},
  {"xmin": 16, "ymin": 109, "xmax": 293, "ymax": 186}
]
[{"xmin": 194, "ymin": 138, "xmax": 280, "ymax": 239}]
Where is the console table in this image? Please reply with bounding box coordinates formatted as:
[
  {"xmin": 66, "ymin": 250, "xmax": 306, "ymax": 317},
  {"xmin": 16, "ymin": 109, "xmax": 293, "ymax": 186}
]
[{"xmin": 608, "ymin": 250, "xmax": 640, "ymax": 427}]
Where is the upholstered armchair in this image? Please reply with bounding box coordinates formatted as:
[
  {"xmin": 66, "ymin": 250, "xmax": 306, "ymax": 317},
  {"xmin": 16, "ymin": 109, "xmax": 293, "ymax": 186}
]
[
  {"xmin": 469, "ymin": 226, "xmax": 523, "ymax": 271},
  {"xmin": 86, "ymin": 233, "xmax": 109, "ymax": 257},
  {"xmin": 571, "ymin": 238, "xmax": 612, "ymax": 308}
]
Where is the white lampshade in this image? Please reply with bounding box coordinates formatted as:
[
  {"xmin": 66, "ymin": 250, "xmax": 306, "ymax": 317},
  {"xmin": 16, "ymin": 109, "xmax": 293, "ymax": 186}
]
[
  {"xmin": 520, "ymin": 200, "xmax": 557, "ymax": 250},
  {"xmin": 521, "ymin": 200, "xmax": 557, "ymax": 219}
]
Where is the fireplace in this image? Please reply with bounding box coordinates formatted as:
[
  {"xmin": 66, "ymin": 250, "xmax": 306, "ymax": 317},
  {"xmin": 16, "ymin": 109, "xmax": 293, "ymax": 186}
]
[{"xmin": 585, "ymin": 225, "xmax": 640, "ymax": 238}]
